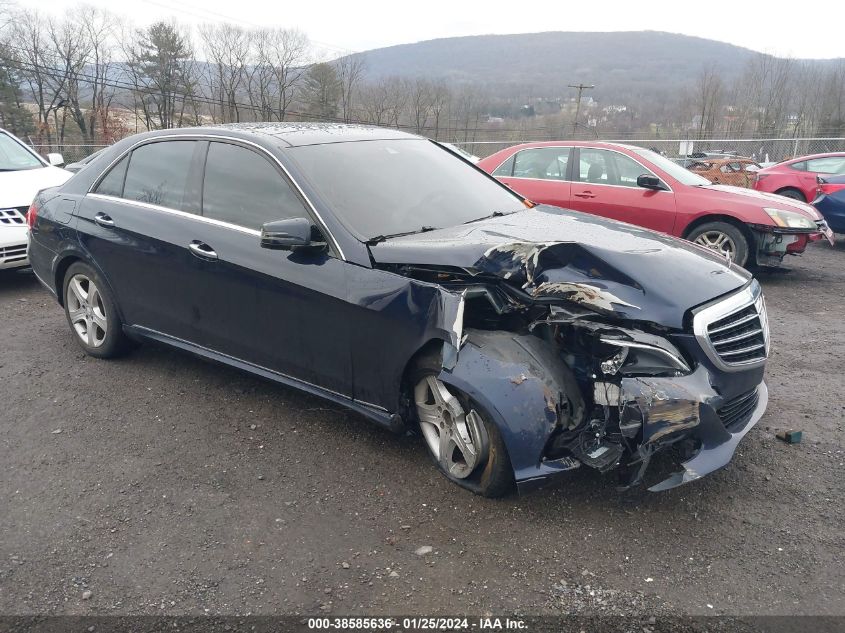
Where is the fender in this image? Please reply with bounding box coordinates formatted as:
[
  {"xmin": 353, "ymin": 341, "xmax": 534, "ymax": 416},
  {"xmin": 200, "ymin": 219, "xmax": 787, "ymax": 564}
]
[{"xmin": 438, "ymin": 329, "xmax": 586, "ymax": 486}]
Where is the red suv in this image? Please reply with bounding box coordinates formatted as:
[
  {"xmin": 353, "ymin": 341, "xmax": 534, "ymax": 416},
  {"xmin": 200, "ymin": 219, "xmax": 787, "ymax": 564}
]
[
  {"xmin": 478, "ymin": 141, "xmax": 833, "ymax": 267},
  {"xmin": 753, "ymin": 152, "xmax": 845, "ymax": 202}
]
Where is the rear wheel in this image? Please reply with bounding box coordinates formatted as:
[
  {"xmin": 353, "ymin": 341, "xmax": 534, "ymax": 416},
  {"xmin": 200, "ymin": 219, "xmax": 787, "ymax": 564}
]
[
  {"xmin": 687, "ymin": 221, "xmax": 750, "ymax": 266},
  {"xmin": 410, "ymin": 354, "xmax": 514, "ymax": 497},
  {"xmin": 63, "ymin": 262, "xmax": 130, "ymax": 358},
  {"xmin": 776, "ymin": 188, "xmax": 806, "ymax": 202}
]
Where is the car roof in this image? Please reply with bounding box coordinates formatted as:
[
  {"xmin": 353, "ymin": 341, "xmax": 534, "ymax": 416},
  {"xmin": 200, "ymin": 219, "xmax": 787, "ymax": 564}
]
[
  {"xmin": 781, "ymin": 151, "xmax": 845, "ymax": 163},
  {"xmin": 145, "ymin": 121, "xmax": 422, "ymax": 147}
]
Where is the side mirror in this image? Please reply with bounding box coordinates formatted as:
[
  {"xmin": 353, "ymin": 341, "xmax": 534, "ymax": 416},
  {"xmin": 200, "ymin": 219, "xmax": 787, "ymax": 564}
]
[
  {"xmin": 47, "ymin": 153, "xmax": 65, "ymax": 167},
  {"xmin": 261, "ymin": 217, "xmax": 324, "ymax": 251},
  {"xmin": 637, "ymin": 174, "xmax": 666, "ymax": 191}
]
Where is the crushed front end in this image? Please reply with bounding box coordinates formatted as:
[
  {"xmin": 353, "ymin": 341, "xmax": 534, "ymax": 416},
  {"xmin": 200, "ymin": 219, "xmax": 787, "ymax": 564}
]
[
  {"xmin": 425, "ymin": 243, "xmax": 769, "ymax": 492},
  {"xmin": 530, "ymin": 279, "xmax": 769, "ymax": 490}
]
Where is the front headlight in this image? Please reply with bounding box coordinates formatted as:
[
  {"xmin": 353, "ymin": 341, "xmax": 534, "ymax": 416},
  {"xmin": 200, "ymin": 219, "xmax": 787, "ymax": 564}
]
[
  {"xmin": 763, "ymin": 207, "xmax": 817, "ymax": 230},
  {"xmin": 599, "ymin": 338, "xmax": 691, "ymax": 377}
]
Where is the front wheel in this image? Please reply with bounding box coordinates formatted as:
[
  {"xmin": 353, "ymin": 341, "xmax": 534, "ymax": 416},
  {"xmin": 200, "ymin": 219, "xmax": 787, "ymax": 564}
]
[
  {"xmin": 687, "ymin": 221, "xmax": 750, "ymax": 267},
  {"xmin": 410, "ymin": 355, "xmax": 514, "ymax": 497}
]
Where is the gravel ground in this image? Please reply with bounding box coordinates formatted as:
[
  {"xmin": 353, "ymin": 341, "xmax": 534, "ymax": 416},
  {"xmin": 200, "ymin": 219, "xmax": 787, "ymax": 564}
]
[{"xmin": 0, "ymin": 240, "xmax": 843, "ymax": 618}]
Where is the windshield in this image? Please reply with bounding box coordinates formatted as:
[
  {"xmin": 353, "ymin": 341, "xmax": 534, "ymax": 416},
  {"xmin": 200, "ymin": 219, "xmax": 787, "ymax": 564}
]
[
  {"xmin": 0, "ymin": 132, "xmax": 44, "ymax": 171},
  {"xmin": 631, "ymin": 147, "xmax": 711, "ymax": 186},
  {"xmin": 288, "ymin": 139, "xmax": 525, "ymax": 240}
]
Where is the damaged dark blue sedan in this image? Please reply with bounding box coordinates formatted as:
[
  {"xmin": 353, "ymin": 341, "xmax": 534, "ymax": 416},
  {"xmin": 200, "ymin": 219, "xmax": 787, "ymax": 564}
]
[{"xmin": 27, "ymin": 124, "xmax": 770, "ymax": 496}]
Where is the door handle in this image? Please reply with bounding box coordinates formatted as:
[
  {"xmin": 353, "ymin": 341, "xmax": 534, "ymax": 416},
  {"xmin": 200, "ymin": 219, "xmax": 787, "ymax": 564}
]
[
  {"xmin": 574, "ymin": 192, "xmax": 596, "ymax": 199},
  {"xmin": 188, "ymin": 241, "xmax": 218, "ymax": 261},
  {"xmin": 93, "ymin": 212, "xmax": 115, "ymax": 227}
]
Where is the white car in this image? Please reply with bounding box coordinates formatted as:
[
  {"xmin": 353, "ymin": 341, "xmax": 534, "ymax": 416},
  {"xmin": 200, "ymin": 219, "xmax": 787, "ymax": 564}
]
[{"xmin": 1, "ymin": 128, "xmax": 72, "ymax": 270}]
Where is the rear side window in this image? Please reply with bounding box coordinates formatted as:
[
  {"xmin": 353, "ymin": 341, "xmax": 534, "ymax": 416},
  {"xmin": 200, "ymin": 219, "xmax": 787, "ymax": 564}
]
[
  {"xmin": 202, "ymin": 142, "xmax": 309, "ymax": 230},
  {"xmin": 790, "ymin": 161, "xmax": 807, "ymax": 171},
  {"xmin": 94, "ymin": 155, "xmax": 129, "ymax": 197},
  {"xmin": 513, "ymin": 148, "xmax": 570, "ymax": 180},
  {"xmin": 123, "ymin": 141, "xmax": 196, "ymax": 210},
  {"xmin": 805, "ymin": 156, "xmax": 845, "ymax": 174}
]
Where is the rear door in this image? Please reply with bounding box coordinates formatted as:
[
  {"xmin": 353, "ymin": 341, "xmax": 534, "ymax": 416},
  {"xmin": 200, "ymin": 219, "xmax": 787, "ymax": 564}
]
[
  {"xmin": 569, "ymin": 147, "xmax": 676, "ymax": 233},
  {"xmin": 492, "ymin": 147, "xmax": 572, "ymax": 207},
  {"xmin": 77, "ymin": 139, "xmax": 205, "ymax": 339}
]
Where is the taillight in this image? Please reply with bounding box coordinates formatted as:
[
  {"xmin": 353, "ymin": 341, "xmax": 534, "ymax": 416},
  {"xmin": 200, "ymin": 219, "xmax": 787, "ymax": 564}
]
[
  {"xmin": 817, "ymin": 175, "xmax": 845, "ymax": 196},
  {"xmin": 820, "ymin": 183, "xmax": 845, "ymax": 195},
  {"xmin": 25, "ymin": 200, "xmax": 39, "ymax": 229},
  {"xmin": 754, "ymin": 173, "xmax": 769, "ymax": 184}
]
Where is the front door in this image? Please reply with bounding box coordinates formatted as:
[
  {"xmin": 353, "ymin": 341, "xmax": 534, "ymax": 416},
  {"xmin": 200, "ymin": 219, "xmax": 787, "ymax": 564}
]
[
  {"xmin": 569, "ymin": 147, "xmax": 677, "ymax": 234},
  {"xmin": 183, "ymin": 140, "xmax": 352, "ymax": 396}
]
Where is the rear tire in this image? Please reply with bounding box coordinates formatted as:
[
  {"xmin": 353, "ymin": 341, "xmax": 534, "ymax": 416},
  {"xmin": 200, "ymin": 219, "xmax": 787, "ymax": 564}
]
[
  {"xmin": 409, "ymin": 353, "xmax": 515, "ymax": 497},
  {"xmin": 776, "ymin": 188, "xmax": 806, "ymax": 202},
  {"xmin": 63, "ymin": 262, "xmax": 131, "ymax": 358},
  {"xmin": 686, "ymin": 221, "xmax": 750, "ymax": 267}
]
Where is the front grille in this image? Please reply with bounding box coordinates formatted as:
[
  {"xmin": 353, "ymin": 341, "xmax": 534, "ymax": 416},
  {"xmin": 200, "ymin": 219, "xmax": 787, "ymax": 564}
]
[
  {"xmin": 0, "ymin": 244, "xmax": 28, "ymax": 263},
  {"xmin": 706, "ymin": 302, "xmax": 767, "ymax": 364},
  {"xmin": 718, "ymin": 388, "xmax": 759, "ymax": 430},
  {"xmin": 0, "ymin": 207, "xmax": 28, "ymax": 225},
  {"xmin": 693, "ymin": 283, "xmax": 770, "ymax": 371}
]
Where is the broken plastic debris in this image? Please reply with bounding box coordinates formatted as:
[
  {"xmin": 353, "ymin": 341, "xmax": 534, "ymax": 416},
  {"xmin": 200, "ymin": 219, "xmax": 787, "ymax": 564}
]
[{"xmin": 776, "ymin": 430, "xmax": 802, "ymax": 444}]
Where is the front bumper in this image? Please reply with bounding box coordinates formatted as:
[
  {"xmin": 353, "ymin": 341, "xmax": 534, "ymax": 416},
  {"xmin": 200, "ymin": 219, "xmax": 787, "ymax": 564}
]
[
  {"xmin": 648, "ymin": 381, "xmax": 767, "ymax": 491},
  {"xmin": 0, "ymin": 226, "xmax": 29, "ymax": 269},
  {"xmin": 748, "ymin": 222, "xmax": 833, "ymax": 266}
]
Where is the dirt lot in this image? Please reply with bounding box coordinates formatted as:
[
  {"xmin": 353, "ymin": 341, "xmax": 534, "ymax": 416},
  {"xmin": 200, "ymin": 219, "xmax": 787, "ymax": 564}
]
[{"xmin": 0, "ymin": 240, "xmax": 843, "ymax": 619}]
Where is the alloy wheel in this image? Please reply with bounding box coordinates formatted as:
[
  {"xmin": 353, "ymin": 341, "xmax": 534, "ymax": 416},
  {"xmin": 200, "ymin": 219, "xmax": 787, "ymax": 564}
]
[
  {"xmin": 694, "ymin": 230, "xmax": 737, "ymax": 260},
  {"xmin": 414, "ymin": 375, "xmax": 488, "ymax": 479},
  {"xmin": 66, "ymin": 274, "xmax": 108, "ymax": 348}
]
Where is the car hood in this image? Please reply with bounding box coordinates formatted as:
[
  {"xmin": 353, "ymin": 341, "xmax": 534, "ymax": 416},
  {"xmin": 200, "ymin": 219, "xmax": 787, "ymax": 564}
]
[
  {"xmin": 0, "ymin": 166, "xmax": 72, "ymax": 209},
  {"xmin": 368, "ymin": 206, "xmax": 750, "ymax": 329},
  {"xmin": 699, "ymin": 184, "xmax": 823, "ymax": 220}
]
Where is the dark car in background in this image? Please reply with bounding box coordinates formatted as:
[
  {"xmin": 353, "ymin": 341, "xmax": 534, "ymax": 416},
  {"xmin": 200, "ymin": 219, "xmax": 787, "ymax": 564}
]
[
  {"xmin": 814, "ymin": 175, "xmax": 845, "ymax": 233},
  {"xmin": 27, "ymin": 123, "xmax": 770, "ymax": 495},
  {"xmin": 478, "ymin": 141, "xmax": 832, "ymax": 267}
]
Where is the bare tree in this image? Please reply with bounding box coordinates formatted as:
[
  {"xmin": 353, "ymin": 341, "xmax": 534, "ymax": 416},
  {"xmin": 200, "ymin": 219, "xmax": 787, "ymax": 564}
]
[
  {"xmin": 334, "ymin": 54, "xmax": 365, "ymax": 123},
  {"xmin": 246, "ymin": 27, "xmax": 309, "ymax": 121},
  {"xmin": 200, "ymin": 23, "xmax": 250, "ymax": 123},
  {"xmin": 692, "ymin": 65, "xmax": 723, "ymax": 139}
]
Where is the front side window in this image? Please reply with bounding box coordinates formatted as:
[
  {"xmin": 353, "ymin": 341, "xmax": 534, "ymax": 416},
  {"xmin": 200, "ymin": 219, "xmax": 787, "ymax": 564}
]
[
  {"xmin": 612, "ymin": 151, "xmax": 658, "ymax": 187},
  {"xmin": 512, "ymin": 148, "xmax": 570, "ymax": 180},
  {"xmin": 123, "ymin": 141, "xmax": 196, "ymax": 211},
  {"xmin": 805, "ymin": 157, "xmax": 845, "ymax": 174},
  {"xmin": 492, "ymin": 155, "xmax": 515, "ymax": 177},
  {"xmin": 0, "ymin": 132, "xmax": 44, "ymax": 171},
  {"xmin": 202, "ymin": 142, "xmax": 309, "ymax": 230},
  {"xmin": 579, "ymin": 149, "xmax": 611, "ymax": 184}
]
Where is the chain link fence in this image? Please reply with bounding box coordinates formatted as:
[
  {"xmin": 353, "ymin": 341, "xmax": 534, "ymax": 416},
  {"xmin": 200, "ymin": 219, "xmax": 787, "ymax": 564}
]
[
  {"xmin": 29, "ymin": 143, "xmax": 109, "ymax": 165},
  {"xmin": 452, "ymin": 138, "xmax": 845, "ymax": 161}
]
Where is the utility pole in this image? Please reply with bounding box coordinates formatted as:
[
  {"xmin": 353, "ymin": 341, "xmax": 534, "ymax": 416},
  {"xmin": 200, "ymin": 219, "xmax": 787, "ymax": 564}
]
[{"xmin": 569, "ymin": 83, "xmax": 594, "ymax": 136}]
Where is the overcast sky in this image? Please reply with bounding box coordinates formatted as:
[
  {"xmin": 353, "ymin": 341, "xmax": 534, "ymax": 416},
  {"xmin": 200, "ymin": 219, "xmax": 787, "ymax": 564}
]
[{"xmin": 25, "ymin": 0, "xmax": 845, "ymax": 59}]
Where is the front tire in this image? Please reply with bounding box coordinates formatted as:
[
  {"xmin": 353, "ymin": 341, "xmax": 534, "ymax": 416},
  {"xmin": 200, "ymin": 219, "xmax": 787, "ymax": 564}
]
[
  {"xmin": 63, "ymin": 262, "xmax": 130, "ymax": 358},
  {"xmin": 687, "ymin": 221, "xmax": 750, "ymax": 266},
  {"xmin": 410, "ymin": 354, "xmax": 515, "ymax": 497}
]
